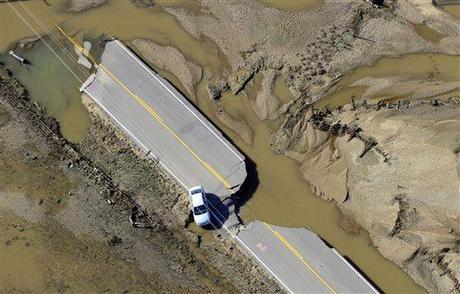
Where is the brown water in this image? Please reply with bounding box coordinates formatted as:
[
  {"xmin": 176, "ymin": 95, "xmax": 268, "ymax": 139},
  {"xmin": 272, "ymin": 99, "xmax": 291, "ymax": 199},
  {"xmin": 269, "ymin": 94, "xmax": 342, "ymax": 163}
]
[
  {"xmin": 316, "ymin": 54, "xmax": 460, "ymax": 108},
  {"xmin": 155, "ymin": 0, "xmax": 202, "ymax": 10},
  {"xmin": 273, "ymin": 75, "xmax": 295, "ymax": 104},
  {"xmin": 195, "ymin": 77, "xmax": 423, "ymax": 293},
  {"xmin": 0, "ymin": 1, "xmax": 227, "ymax": 73},
  {"xmin": 0, "ymin": 1, "xmax": 433, "ymax": 292},
  {"xmin": 442, "ymin": 4, "xmax": 460, "ymax": 19},
  {"xmin": 412, "ymin": 22, "xmax": 445, "ymax": 43},
  {"xmin": 0, "ymin": 40, "xmax": 91, "ymax": 142},
  {"xmin": 1, "ymin": 0, "xmax": 228, "ymax": 141}
]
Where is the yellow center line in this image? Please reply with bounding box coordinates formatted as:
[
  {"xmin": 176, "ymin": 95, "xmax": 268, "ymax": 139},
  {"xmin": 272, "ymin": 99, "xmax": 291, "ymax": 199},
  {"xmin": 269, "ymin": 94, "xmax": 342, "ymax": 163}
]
[
  {"xmin": 264, "ymin": 223, "xmax": 338, "ymax": 294},
  {"xmin": 55, "ymin": 26, "xmax": 337, "ymax": 293},
  {"xmin": 56, "ymin": 26, "xmax": 97, "ymax": 64},
  {"xmin": 99, "ymin": 63, "xmax": 234, "ymax": 192},
  {"xmin": 56, "ymin": 26, "xmax": 234, "ymax": 193}
]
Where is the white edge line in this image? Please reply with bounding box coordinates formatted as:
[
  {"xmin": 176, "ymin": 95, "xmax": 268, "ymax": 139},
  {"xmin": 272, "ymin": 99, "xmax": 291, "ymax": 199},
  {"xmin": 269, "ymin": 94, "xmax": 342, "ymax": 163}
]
[
  {"xmin": 156, "ymin": 149, "xmax": 294, "ymax": 293},
  {"xmin": 13, "ymin": 7, "xmax": 285, "ymax": 292},
  {"xmin": 160, "ymin": 162, "xmax": 294, "ymax": 294},
  {"xmin": 234, "ymin": 234, "xmax": 295, "ymax": 294},
  {"xmin": 83, "ymin": 49, "xmax": 365, "ymax": 294},
  {"xmin": 110, "ymin": 42, "xmax": 363, "ymax": 294},
  {"xmin": 113, "ymin": 40, "xmax": 245, "ymax": 162},
  {"xmin": 85, "ymin": 86, "xmax": 292, "ymax": 293},
  {"xmin": 332, "ymin": 249, "xmax": 380, "ymax": 294}
]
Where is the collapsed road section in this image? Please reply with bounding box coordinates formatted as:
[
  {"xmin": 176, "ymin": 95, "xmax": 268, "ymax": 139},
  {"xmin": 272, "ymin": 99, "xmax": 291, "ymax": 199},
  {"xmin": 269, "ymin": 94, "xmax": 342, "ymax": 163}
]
[
  {"xmin": 80, "ymin": 40, "xmax": 379, "ymax": 293},
  {"xmin": 82, "ymin": 40, "xmax": 247, "ymax": 199}
]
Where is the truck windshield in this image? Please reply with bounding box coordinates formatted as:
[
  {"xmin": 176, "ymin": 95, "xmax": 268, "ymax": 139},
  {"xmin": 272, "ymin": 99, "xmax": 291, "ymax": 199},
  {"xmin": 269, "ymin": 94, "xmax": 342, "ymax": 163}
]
[
  {"xmin": 193, "ymin": 205, "xmax": 207, "ymax": 215},
  {"xmin": 191, "ymin": 188, "xmax": 202, "ymax": 195}
]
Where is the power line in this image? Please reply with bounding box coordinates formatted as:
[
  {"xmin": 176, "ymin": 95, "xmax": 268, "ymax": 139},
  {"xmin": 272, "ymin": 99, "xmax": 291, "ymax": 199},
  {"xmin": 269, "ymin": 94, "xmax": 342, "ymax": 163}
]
[
  {"xmin": 7, "ymin": 2, "xmax": 84, "ymax": 83},
  {"xmin": 16, "ymin": 1, "xmax": 89, "ymax": 81}
]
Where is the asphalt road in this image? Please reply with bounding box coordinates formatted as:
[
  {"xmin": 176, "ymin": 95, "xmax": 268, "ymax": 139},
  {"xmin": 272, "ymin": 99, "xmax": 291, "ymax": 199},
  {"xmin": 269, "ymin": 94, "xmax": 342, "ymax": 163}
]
[
  {"xmin": 82, "ymin": 40, "xmax": 379, "ymax": 294},
  {"xmin": 237, "ymin": 221, "xmax": 379, "ymax": 293},
  {"xmin": 84, "ymin": 40, "xmax": 246, "ymax": 199}
]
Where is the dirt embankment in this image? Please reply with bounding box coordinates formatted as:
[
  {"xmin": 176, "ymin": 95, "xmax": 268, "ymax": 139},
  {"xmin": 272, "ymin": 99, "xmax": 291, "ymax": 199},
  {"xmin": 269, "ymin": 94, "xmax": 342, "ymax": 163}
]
[
  {"xmin": 4, "ymin": 0, "xmax": 458, "ymax": 291},
  {"xmin": 0, "ymin": 65, "xmax": 280, "ymax": 293},
  {"xmin": 130, "ymin": 39, "xmax": 203, "ymax": 101},
  {"xmin": 272, "ymin": 97, "xmax": 460, "ymax": 293}
]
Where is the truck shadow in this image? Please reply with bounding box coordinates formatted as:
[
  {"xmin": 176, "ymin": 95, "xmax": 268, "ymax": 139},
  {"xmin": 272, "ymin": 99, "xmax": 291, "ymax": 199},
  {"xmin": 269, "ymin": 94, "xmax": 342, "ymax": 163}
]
[
  {"xmin": 204, "ymin": 157, "xmax": 259, "ymax": 230},
  {"xmin": 205, "ymin": 193, "xmax": 229, "ymax": 229},
  {"xmin": 228, "ymin": 157, "xmax": 259, "ymax": 223}
]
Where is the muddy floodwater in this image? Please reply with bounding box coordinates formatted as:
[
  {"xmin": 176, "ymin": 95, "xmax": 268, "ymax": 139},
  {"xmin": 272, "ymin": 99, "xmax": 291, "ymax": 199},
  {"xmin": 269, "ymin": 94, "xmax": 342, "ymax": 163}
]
[
  {"xmin": 442, "ymin": 4, "xmax": 460, "ymax": 19},
  {"xmin": 0, "ymin": 0, "xmax": 227, "ymax": 140},
  {"xmin": 0, "ymin": 41, "xmax": 91, "ymax": 142},
  {"xmin": 3, "ymin": 0, "xmax": 457, "ymax": 292},
  {"xmin": 195, "ymin": 80, "xmax": 423, "ymax": 293},
  {"xmin": 316, "ymin": 53, "xmax": 460, "ymax": 109},
  {"xmin": 412, "ymin": 22, "xmax": 445, "ymax": 43}
]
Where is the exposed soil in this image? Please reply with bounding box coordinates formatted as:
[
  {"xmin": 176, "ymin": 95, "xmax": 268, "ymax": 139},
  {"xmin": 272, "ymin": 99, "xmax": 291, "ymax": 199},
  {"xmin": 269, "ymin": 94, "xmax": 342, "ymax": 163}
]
[
  {"xmin": 165, "ymin": 0, "xmax": 459, "ymax": 102},
  {"xmin": 272, "ymin": 97, "xmax": 460, "ymax": 293},
  {"xmin": 0, "ymin": 65, "xmax": 280, "ymax": 293},
  {"xmin": 131, "ymin": 38, "xmax": 203, "ymax": 101},
  {"xmin": 160, "ymin": 0, "xmax": 460, "ymax": 140}
]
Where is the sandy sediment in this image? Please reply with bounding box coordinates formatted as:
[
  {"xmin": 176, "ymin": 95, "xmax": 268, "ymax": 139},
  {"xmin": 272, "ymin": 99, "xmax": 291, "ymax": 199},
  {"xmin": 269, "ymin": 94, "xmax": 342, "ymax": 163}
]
[
  {"xmin": 352, "ymin": 77, "xmax": 460, "ymax": 100},
  {"xmin": 271, "ymin": 96, "xmax": 460, "ymax": 293},
  {"xmin": 127, "ymin": 38, "xmax": 257, "ymax": 144},
  {"xmin": 16, "ymin": 35, "xmax": 46, "ymax": 49},
  {"xmin": 159, "ymin": 0, "xmax": 460, "ymax": 152},
  {"xmin": 66, "ymin": 0, "xmax": 106, "ymax": 12},
  {"xmin": 155, "ymin": 1, "xmax": 460, "ymax": 291},
  {"xmin": 4, "ymin": 0, "xmax": 459, "ymax": 291},
  {"xmin": 165, "ymin": 0, "xmax": 459, "ymax": 101},
  {"xmin": 130, "ymin": 38, "xmax": 203, "ymax": 101}
]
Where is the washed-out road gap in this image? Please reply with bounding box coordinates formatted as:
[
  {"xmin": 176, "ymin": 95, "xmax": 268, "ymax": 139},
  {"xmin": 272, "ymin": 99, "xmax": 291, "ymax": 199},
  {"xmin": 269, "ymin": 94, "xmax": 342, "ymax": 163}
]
[
  {"xmin": 5, "ymin": 1, "xmax": 380, "ymax": 291},
  {"xmin": 81, "ymin": 40, "xmax": 379, "ymax": 294}
]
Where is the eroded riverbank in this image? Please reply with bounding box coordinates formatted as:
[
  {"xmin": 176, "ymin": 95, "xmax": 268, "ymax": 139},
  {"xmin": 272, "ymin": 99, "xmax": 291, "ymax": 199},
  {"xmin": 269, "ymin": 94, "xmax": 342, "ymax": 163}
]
[
  {"xmin": 2, "ymin": 0, "xmax": 459, "ymax": 292},
  {"xmin": 0, "ymin": 1, "xmax": 418, "ymax": 292}
]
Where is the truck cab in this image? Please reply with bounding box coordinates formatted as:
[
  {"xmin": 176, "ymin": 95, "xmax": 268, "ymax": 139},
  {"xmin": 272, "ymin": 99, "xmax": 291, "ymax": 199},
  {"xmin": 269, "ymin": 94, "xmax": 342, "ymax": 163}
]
[{"xmin": 188, "ymin": 186, "xmax": 211, "ymax": 227}]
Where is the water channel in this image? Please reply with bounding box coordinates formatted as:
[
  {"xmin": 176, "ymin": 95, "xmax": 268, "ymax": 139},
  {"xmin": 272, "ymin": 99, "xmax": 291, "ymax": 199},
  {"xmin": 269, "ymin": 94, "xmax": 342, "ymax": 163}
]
[{"xmin": 2, "ymin": 1, "xmax": 458, "ymax": 292}]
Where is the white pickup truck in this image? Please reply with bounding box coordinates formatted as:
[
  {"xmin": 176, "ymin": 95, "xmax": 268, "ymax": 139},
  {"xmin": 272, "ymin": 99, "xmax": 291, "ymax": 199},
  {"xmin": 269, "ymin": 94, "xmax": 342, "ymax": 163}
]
[{"xmin": 188, "ymin": 186, "xmax": 211, "ymax": 227}]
